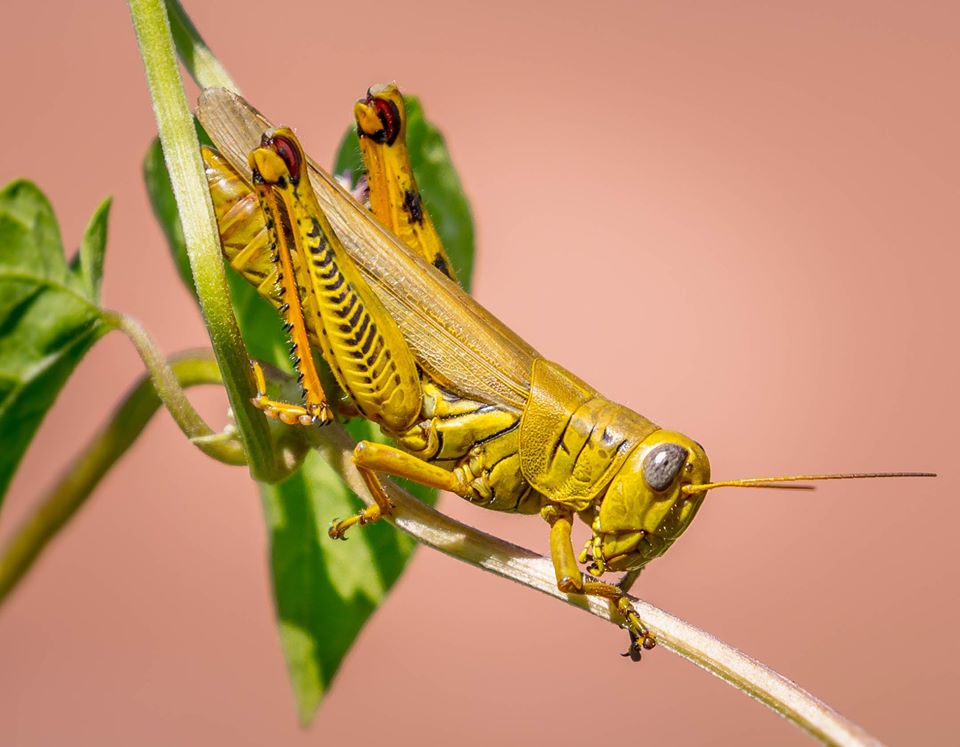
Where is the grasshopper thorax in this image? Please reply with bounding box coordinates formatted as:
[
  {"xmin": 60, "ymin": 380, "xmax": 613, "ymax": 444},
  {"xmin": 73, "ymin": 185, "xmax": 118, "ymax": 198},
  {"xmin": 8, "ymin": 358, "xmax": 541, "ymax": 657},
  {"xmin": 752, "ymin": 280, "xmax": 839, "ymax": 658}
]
[{"xmin": 587, "ymin": 431, "xmax": 710, "ymax": 575}]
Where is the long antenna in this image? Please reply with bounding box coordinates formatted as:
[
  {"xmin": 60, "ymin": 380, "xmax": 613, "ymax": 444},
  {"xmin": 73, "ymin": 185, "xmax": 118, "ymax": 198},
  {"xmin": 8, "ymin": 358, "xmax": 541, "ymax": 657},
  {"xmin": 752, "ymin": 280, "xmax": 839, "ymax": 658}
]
[{"xmin": 682, "ymin": 472, "xmax": 936, "ymax": 495}]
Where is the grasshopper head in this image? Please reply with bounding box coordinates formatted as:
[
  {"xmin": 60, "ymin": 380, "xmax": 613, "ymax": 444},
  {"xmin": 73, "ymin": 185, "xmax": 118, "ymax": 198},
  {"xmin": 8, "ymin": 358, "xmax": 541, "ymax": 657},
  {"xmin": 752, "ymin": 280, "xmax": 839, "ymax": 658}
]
[
  {"xmin": 354, "ymin": 83, "xmax": 405, "ymax": 145},
  {"xmin": 586, "ymin": 431, "xmax": 710, "ymax": 575},
  {"xmin": 585, "ymin": 432, "xmax": 935, "ymax": 577}
]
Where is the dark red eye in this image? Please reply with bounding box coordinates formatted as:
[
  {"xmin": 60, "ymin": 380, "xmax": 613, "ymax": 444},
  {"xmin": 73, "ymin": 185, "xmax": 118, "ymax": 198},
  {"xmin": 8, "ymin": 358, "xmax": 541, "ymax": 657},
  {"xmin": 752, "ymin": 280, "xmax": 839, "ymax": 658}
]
[
  {"xmin": 269, "ymin": 134, "xmax": 301, "ymax": 183},
  {"xmin": 373, "ymin": 97, "xmax": 401, "ymax": 145}
]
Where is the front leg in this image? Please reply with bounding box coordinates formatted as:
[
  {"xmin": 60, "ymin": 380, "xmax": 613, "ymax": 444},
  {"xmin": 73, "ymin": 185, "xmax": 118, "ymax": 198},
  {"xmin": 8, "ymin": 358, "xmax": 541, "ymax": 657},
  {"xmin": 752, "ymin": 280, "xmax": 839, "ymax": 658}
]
[{"xmin": 541, "ymin": 503, "xmax": 655, "ymax": 660}]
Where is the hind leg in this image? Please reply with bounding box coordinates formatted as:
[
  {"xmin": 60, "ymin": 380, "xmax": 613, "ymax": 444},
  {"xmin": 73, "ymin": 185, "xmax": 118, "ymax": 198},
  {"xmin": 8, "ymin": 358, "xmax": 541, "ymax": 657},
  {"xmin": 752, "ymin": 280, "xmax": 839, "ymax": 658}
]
[{"xmin": 355, "ymin": 83, "xmax": 461, "ymax": 285}]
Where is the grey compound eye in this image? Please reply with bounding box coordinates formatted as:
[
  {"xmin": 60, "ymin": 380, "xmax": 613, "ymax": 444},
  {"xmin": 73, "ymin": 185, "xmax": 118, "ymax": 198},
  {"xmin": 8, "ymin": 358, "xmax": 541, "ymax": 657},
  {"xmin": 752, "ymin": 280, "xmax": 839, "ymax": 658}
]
[{"xmin": 643, "ymin": 443, "xmax": 688, "ymax": 492}]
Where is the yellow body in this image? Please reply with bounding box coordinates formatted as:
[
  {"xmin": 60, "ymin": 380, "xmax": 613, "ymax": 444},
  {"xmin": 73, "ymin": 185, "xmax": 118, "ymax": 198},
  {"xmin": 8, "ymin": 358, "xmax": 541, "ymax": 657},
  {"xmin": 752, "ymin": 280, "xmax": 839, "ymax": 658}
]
[{"xmin": 199, "ymin": 87, "xmax": 713, "ymax": 657}]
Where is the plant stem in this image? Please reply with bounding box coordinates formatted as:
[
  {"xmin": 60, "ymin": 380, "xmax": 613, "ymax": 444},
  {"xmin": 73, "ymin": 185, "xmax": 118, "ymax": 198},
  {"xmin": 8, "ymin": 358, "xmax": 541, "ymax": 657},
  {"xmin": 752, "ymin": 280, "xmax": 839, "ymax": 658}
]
[
  {"xmin": 0, "ymin": 354, "xmax": 224, "ymax": 607},
  {"xmin": 308, "ymin": 420, "xmax": 881, "ymax": 747},
  {"xmin": 128, "ymin": 0, "xmax": 279, "ymax": 482},
  {"xmin": 102, "ymin": 310, "xmax": 245, "ymax": 465}
]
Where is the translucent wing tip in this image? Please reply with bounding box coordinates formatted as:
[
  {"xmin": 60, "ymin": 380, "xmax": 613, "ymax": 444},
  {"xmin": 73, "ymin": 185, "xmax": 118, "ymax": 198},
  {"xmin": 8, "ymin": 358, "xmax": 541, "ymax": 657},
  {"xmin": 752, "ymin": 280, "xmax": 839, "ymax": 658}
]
[
  {"xmin": 197, "ymin": 88, "xmax": 268, "ymax": 180},
  {"xmin": 197, "ymin": 86, "xmax": 244, "ymax": 115}
]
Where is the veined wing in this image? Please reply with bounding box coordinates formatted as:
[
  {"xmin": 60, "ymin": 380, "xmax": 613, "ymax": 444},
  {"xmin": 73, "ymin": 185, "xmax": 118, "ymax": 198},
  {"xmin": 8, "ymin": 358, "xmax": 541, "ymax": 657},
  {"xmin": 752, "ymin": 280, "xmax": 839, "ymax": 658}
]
[{"xmin": 197, "ymin": 88, "xmax": 537, "ymax": 412}]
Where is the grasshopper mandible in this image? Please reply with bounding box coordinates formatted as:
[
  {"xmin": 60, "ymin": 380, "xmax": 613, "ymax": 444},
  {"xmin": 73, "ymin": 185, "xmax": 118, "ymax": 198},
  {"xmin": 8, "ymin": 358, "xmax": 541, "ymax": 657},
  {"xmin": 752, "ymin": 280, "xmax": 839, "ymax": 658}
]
[{"xmin": 197, "ymin": 85, "xmax": 933, "ymax": 659}]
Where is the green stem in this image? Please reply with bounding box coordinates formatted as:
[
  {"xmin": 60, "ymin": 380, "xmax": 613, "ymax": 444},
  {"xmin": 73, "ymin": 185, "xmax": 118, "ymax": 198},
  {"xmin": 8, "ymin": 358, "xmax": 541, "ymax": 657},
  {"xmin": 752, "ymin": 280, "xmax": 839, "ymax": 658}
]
[
  {"xmin": 164, "ymin": 0, "xmax": 239, "ymax": 92},
  {"xmin": 0, "ymin": 355, "xmax": 224, "ymax": 607},
  {"xmin": 128, "ymin": 0, "xmax": 279, "ymax": 482},
  {"xmin": 102, "ymin": 310, "xmax": 245, "ymax": 465}
]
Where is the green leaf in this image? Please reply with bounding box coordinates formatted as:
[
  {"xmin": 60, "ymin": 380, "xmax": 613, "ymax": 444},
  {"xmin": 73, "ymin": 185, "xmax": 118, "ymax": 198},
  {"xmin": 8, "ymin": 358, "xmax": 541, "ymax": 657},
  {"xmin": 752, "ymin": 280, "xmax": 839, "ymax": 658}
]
[
  {"xmin": 0, "ymin": 181, "xmax": 109, "ymax": 508},
  {"xmin": 76, "ymin": 198, "xmax": 111, "ymax": 303},
  {"xmin": 261, "ymin": 449, "xmax": 419, "ymax": 723},
  {"xmin": 334, "ymin": 95, "xmax": 476, "ymax": 291},
  {"xmin": 144, "ymin": 97, "xmax": 475, "ymax": 722}
]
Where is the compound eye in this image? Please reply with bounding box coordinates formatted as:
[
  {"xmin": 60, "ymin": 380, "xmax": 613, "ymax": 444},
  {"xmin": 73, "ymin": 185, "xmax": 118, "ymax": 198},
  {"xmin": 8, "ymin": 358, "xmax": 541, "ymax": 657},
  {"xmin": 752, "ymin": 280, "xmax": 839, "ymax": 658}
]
[
  {"xmin": 643, "ymin": 443, "xmax": 688, "ymax": 492},
  {"xmin": 268, "ymin": 134, "xmax": 301, "ymax": 183}
]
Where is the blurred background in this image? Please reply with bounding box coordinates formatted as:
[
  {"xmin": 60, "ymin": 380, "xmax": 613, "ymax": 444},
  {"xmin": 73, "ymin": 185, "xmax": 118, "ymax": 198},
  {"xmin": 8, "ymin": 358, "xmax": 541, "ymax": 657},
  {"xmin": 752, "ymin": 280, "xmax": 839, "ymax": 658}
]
[{"xmin": 1, "ymin": 1, "xmax": 956, "ymax": 744}]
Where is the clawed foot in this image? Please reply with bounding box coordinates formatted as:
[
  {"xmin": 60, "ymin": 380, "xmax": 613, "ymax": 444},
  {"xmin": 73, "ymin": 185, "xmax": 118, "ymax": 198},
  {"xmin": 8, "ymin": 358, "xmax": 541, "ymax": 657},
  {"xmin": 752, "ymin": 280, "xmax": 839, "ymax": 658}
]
[
  {"xmin": 620, "ymin": 628, "xmax": 657, "ymax": 662},
  {"xmin": 257, "ymin": 400, "xmax": 334, "ymax": 427},
  {"xmin": 616, "ymin": 596, "xmax": 656, "ymax": 662},
  {"xmin": 328, "ymin": 504, "xmax": 388, "ymax": 540}
]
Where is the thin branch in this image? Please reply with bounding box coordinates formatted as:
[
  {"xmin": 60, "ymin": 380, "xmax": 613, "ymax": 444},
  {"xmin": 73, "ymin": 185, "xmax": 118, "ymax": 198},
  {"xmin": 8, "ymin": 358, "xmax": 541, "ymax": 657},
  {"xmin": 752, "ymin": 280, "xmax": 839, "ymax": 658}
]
[
  {"xmin": 128, "ymin": 0, "xmax": 279, "ymax": 482},
  {"xmin": 0, "ymin": 354, "xmax": 224, "ymax": 607},
  {"xmin": 102, "ymin": 310, "xmax": 245, "ymax": 465},
  {"xmin": 307, "ymin": 419, "xmax": 882, "ymax": 747}
]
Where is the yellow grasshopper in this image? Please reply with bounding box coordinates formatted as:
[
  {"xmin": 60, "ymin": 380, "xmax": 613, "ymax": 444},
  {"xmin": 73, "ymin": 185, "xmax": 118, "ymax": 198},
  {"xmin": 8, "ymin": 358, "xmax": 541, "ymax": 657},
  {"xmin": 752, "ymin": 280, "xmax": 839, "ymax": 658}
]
[{"xmin": 197, "ymin": 85, "xmax": 932, "ymax": 659}]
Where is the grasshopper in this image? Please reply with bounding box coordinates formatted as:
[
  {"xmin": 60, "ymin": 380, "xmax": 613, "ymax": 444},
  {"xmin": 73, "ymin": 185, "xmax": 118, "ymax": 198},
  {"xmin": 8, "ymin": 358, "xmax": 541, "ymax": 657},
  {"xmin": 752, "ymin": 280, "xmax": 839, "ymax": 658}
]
[{"xmin": 197, "ymin": 85, "xmax": 932, "ymax": 659}]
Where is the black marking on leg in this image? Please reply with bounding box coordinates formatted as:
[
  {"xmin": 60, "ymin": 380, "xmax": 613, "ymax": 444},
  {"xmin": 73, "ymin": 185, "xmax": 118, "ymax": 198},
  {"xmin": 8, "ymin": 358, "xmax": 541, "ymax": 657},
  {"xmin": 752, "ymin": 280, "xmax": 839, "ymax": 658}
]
[
  {"xmin": 317, "ymin": 263, "xmax": 338, "ymax": 280},
  {"xmin": 432, "ymin": 255, "xmax": 451, "ymax": 278},
  {"xmin": 365, "ymin": 338, "xmax": 385, "ymax": 367},
  {"xmin": 324, "ymin": 273, "xmax": 345, "ymax": 292},
  {"xmin": 334, "ymin": 294, "xmax": 358, "ymax": 324},
  {"xmin": 358, "ymin": 328, "xmax": 376, "ymax": 356},
  {"xmin": 347, "ymin": 303, "xmax": 364, "ymax": 328},
  {"xmin": 347, "ymin": 314, "xmax": 372, "ymax": 346},
  {"xmin": 402, "ymin": 189, "xmax": 424, "ymax": 225}
]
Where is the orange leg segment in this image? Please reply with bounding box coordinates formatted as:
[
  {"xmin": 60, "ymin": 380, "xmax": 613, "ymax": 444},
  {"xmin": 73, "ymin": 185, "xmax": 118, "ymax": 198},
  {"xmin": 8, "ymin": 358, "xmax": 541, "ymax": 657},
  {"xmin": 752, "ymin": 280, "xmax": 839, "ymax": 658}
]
[{"xmin": 250, "ymin": 360, "xmax": 333, "ymax": 426}]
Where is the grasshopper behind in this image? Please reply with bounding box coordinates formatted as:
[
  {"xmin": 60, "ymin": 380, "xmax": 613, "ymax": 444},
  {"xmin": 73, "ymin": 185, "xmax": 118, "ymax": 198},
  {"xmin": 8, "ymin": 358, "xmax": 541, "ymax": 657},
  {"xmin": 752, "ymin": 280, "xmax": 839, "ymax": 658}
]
[{"xmin": 197, "ymin": 86, "xmax": 933, "ymax": 659}]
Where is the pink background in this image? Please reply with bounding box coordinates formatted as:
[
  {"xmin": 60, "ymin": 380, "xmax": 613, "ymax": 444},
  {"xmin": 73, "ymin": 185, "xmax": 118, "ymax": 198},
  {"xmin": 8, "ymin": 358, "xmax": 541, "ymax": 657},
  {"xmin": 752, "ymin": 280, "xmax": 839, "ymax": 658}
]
[{"xmin": 1, "ymin": 2, "xmax": 957, "ymax": 744}]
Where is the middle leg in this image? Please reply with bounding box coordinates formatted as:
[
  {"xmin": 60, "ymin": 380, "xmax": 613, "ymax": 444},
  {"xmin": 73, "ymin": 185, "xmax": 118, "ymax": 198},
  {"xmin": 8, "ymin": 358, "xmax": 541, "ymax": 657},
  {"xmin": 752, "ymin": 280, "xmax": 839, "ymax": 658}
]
[{"xmin": 329, "ymin": 440, "xmax": 471, "ymax": 539}]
